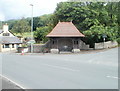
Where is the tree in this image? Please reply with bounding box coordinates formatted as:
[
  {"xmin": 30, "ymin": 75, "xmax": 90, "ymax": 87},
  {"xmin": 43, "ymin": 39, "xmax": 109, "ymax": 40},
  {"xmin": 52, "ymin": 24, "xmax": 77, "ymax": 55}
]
[
  {"xmin": 34, "ymin": 26, "xmax": 52, "ymax": 43},
  {"xmin": 53, "ymin": 2, "xmax": 119, "ymax": 46},
  {"xmin": 24, "ymin": 14, "xmax": 53, "ymax": 32},
  {"xmin": 11, "ymin": 18, "xmax": 30, "ymax": 36}
]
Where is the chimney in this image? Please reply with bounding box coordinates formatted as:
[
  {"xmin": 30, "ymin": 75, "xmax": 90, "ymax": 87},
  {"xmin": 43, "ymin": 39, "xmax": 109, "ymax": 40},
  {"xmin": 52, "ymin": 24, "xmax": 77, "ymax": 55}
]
[{"xmin": 3, "ymin": 23, "xmax": 9, "ymax": 33}]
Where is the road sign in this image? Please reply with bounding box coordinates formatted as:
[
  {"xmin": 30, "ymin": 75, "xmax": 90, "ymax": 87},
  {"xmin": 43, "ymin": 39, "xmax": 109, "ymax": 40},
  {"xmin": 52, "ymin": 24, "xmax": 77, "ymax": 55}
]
[
  {"xmin": 27, "ymin": 40, "xmax": 36, "ymax": 44},
  {"xmin": 102, "ymin": 34, "xmax": 107, "ymax": 38}
]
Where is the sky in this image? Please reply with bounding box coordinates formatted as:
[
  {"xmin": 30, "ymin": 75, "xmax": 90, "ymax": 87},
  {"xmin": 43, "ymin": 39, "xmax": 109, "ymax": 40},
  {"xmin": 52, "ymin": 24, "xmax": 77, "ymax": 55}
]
[{"xmin": 0, "ymin": 0, "xmax": 67, "ymax": 21}]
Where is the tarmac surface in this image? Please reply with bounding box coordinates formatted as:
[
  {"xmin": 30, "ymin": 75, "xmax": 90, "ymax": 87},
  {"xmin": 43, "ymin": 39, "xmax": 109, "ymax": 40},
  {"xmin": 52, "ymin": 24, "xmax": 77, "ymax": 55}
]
[{"xmin": 0, "ymin": 47, "xmax": 119, "ymax": 89}]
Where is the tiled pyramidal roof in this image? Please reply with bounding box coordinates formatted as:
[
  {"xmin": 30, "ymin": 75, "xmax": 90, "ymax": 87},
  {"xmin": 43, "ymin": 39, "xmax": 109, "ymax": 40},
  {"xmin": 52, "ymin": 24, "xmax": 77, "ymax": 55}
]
[{"xmin": 46, "ymin": 22, "xmax": 85, "ymax": 37}]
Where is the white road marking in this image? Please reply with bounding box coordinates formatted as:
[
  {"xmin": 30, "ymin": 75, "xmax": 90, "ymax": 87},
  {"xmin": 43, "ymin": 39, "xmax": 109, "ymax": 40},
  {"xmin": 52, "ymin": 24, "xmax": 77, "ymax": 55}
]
[
  {"xmin": 42, "ymin": 64, "xmax": 80, "ymax": 72},
  {"xmin": 87, "ymin": 58, "xmax": 118, "ymax": 67},
  {"xmin": 106, "ymin": 75, "xmax": 120, "ymax": 79},
  {"xmin": 0, "ymin": 74, "xmax": 26, "ymax": 89}
]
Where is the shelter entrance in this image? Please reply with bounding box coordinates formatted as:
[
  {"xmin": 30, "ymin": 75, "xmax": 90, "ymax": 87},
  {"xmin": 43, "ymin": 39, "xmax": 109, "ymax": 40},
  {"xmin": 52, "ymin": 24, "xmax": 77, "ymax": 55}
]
[{"xmin": 58, "ymin": 38, "xmax": 73, "ymax": 52}]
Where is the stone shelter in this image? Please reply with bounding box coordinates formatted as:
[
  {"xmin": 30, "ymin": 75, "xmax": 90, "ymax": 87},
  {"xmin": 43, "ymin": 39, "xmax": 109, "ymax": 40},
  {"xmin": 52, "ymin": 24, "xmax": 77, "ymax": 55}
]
[{"xmin": 46, "ymin": 21, "xmax": 85, "ymax": 53}]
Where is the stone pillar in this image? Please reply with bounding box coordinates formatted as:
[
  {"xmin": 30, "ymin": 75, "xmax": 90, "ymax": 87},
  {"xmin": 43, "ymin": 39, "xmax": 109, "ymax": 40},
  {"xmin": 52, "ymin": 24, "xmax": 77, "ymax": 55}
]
[
  {"xmin": 72, "ymin": 38, "xmax": 80, "ymax": 53},
  {"xmin": 72, "ymin": 49, "xmax": 80, "ymax": 53},
  {"xmin": 57, "ymin": 39, "xmax": 58, "ymax": 49},
  {"xmin": 72, "ymin": 39, "xmax": 74, "ymax": 49},
  {"xmin": 50, "ymin": 49, "xmax": 59, "ymax": 53},
  {"xmin": 50, "ymin": 38, "xmax": 59, "ymax": 54}
]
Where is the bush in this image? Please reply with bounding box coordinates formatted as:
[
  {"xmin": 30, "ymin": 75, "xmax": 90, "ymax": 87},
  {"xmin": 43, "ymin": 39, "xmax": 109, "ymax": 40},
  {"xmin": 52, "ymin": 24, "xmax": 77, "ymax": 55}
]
[
  {"xmin": 116, "ymin": 38, "xmax": 120, "ymax": 44},
  {"xmin": 34, "ymin": 26, "xmax": 51, "ymax": 43},
  {"xmin": 21, "ymin": 44, "xmax": 28, "ymax": 47}
]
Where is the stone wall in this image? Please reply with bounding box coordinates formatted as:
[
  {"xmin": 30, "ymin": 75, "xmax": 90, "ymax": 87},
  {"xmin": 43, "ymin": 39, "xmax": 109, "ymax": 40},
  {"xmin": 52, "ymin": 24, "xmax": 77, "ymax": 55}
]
[
  {"xmin": 95, "ymin": 41, "xmax": 118, "ymax": 49},
  {"xmin": 45, "ymin": 39, "xmax": 91, "ymax": 51},
  {"xmin": 17, "ymin": 47, "xmax": 28, "ymax": 53},
  {"xmin": 79, "ymin": 40, "xmax": 90, "ymax": 50},
  {"xmin": 28, "ymin": 44, "xmax": 46, "ymax": 53},
  {"xmin": 26, "ymin": 41, "xmax": 118, "ymax": 53}
]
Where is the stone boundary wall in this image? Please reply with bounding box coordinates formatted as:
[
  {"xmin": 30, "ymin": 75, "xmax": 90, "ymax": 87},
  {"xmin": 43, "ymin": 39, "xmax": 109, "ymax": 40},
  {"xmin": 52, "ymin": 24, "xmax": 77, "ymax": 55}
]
[
  {"xmin": 95, "ymin": 41, "xmax": 118, "ymax": 49},
  {"xmin": 18, "ymin": 41, "xmax": 118, "ymax": 53},
  {"xmin": 28, "ymin": 44, "xmax": 45, "ymax": 53},
  {"xmin": 17, "ymin": 47, "xmax": 28, "ymax": 53},
  {"xmin": 18, "ymin": 44, "xmax": 45, "ymax": 53},
  {"xmin": 79, "ymin": 40, "xmax": 90, "ymax": 50}
]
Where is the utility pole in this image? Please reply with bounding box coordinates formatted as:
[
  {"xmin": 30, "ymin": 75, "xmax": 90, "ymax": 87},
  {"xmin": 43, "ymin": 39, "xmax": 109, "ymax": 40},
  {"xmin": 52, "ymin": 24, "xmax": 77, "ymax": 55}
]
[
  {"xmin": 0, "ymin": 21, "xmax": 2, "ymax": 29},
  {"xmin": 30, "ymin": 4, "xmax": 34, "ymax": 53}
]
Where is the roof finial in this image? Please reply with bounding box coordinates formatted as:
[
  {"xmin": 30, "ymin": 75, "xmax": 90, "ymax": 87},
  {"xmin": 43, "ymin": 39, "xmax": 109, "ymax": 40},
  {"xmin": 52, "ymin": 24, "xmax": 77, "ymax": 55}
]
[
  {"xmin": 70, "ymin": 20, "xmax": 73, "ymax": 22},
  {"xmin": 59, "ymin": 20, "xmax": 61, "ymax": 22}
]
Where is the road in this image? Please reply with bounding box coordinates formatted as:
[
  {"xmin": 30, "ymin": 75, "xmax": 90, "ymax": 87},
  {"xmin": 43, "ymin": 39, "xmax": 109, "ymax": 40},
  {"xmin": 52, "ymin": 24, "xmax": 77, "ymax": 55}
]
[{"xmin": 0, "ymin": 47, "xmax": 118, "ymax": 89}]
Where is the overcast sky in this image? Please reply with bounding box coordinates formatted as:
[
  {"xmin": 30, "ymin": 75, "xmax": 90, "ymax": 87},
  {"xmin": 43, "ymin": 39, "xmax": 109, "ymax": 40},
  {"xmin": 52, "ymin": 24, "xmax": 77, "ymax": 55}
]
[{"xmin": 0, "ymin": 0, "xmax": 67, "ymax": 21}]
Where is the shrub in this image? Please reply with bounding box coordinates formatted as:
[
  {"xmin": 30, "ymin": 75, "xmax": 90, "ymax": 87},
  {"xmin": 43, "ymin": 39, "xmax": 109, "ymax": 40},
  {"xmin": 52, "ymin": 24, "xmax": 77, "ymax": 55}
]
[{"xmin": 116, "ymin": 38, "xmax": 120, "ymax": 44}]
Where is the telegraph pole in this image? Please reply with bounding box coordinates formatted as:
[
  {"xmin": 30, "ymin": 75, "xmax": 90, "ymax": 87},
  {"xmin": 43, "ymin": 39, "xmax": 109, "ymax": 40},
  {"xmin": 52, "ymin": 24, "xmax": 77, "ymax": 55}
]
[{"xmin": 30, "ymin": 4, "xmax": 34, "ymax": 53}]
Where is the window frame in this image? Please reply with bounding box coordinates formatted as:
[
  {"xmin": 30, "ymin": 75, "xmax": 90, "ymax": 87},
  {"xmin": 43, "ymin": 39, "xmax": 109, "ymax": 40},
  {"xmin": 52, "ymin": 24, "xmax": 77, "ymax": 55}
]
[
  {"xmin": 3, "ymin": 33, "xmax": 10, "ymax": 36},
  {"xmin": 12, "ymin": 44, "xmax": 14, "ymax": 48},
  {"xmin": 5, "ymin": 44, "xmax": 10, "ymax": 48}
]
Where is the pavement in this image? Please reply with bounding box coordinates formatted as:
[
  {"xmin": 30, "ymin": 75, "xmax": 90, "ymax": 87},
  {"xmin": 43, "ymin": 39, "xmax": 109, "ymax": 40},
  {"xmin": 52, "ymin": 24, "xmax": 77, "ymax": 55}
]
[
  {"xmin": 1, "ymin": 47, "xmax": 113, "ymax": 55},
  {"xmin": 0, "ymin": 47, "xmax": 119, "ymax": 89},
  {"xmin": 0, "ymin": 75, "xmax": 24, "ymax": 90}
]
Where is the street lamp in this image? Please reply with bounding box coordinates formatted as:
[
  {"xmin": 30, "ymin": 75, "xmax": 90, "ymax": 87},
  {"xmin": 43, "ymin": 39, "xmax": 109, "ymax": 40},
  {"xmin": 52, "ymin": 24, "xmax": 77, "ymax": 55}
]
[{"xmin": 30, "ymin": 4, "xmax": 33, "ymax": 53}]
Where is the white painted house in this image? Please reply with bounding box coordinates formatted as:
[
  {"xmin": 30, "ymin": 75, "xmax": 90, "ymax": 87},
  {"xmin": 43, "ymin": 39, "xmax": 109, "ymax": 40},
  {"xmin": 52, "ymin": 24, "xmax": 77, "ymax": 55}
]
[{"xmin": 0, "ymin": 24, "xmax": 22, "ymax": 52}]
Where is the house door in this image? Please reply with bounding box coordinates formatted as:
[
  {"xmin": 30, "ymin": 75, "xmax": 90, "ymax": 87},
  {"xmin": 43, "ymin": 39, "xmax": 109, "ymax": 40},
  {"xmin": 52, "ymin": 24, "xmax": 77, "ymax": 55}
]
[{"xmin": 58, "ymin": 38, "xmax": 73, "ymax": 52}]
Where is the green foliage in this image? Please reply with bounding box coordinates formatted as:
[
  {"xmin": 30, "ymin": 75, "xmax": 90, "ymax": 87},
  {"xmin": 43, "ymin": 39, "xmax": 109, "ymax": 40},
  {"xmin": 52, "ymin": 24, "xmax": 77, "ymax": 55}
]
[
  {"xmin": 117, "ymin": 38, "xmax": 120, "ymax": 44},
  {"xmin": 5, "ymin": 14, "xmax": 53, "ymax": 31},
  {"xmin": 21, "ymin": 44, "xmax": 28, "ymax": 47},
  {"xmin": 4, "ymin": 14, "xmax": 54, "ymax": 43},
  {"xmin": 15, "ymin": 32, "xmax": 31, "ymax": 38},
  {"xmin": 53, "ymin": 2, "xmax": 119, "ymax": 47},
  {"xmin": 11, "ymin": 18, "xmax": 30, "ymax": 36},
  {"xmin": 34, "ymin": 26, "xmax": 52, "ymax": 43},
  {"xmin": 32, "ymin": 14, "xmax": 53, "ymax": 31},
  {"xmin": 83, "ymin": 25, "xmax": 118, "ymax": 43},
  {"xmin": 3, "ymin": 2, "xmax": 119, "ymax": 46}
]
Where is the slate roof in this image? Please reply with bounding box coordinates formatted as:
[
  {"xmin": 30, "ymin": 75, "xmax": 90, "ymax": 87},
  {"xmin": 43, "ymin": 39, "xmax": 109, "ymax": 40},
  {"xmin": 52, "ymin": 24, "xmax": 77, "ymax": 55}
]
[
  {"xmin": 46, "ymin": 22, "xmax": 85, "ymax": 37},
  {"xmin": 0, "ymin": 36, "xmax": 22, "ymax": 44}
]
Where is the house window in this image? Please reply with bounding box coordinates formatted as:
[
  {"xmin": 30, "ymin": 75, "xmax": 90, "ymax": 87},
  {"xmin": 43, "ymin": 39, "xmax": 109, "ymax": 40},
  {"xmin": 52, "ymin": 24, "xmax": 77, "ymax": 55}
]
[
  {"xmin": 5, "ymin": 44, "xmax": 10, "ymax": 48},
  {"xmin": 16, "ymin": 44, "xmax": 19, "ymax": 48},
  {"xmin": 12, "ymin": 44, "xmax": 14, "ymax": 48},
  {"xmin": 3, "ymin": 33, "xmax": 10, "ymax": 36}
]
